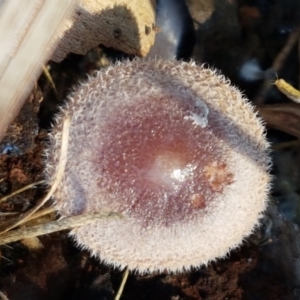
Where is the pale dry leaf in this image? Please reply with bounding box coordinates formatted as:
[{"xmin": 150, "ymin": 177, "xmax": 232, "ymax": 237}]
[
  {"xmin": 0, "ymin": 0, "xmax": 76, "ymax": 143},
  {"xmin": 52, "ymin": 0, "xmax": 156, "ymax": 62}
]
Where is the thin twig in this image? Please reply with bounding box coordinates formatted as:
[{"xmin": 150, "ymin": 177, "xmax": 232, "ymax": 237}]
[
  {"xmin": 0, "ymin": 199, "xmax": 53, "ymax": 219},
  {"xmin": 254, "ymin": 26, "xmax": 300, "ymax": 105},
  {"xmin": 0, "ymin": 211, "xmax": 123, "ymax": 245},
  {"xmin": 0, "ymin": 180, "xmax": 45, "ymax": 203},
  {"xmin": 272, "ymin": 139, "xmax": 300, "ymax": 151},
  {"xmin": 24, "ymin": 207, "xmax": 55, "ymax": 222},
  {"xmin": 0, "ymin": 212, "xmax": 18, "ymax": 216},
  {"xmin": 272, "ymin": 27, "xmax": 300, "ymax": 73},
  {"xmin": 42, "ymin": 64, "xmax": 57, "ymax": 93},
  {"xmin": 114, "ymin": 267, "xmax": 129, "ymax": 300}
]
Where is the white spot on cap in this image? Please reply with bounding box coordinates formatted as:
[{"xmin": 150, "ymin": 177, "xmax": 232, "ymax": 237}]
[{"xmin": 184, "ymin": 98, "xmax": 209, "ymax": 128}]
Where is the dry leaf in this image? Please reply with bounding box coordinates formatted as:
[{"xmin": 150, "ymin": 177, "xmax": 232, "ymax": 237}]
[
  {"xmin": 259, "ymin": 103, "xmax": 300, "ymax": 138},
  {"xmin": 0, "ymin": 0, "xmax": 76, "ymax": 143},
  {"xmin": 52, "ymin": 0, "xmax": 156, "ymax": 62}
]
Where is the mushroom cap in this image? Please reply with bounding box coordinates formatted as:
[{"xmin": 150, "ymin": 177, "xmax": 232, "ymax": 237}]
[{"xmin": 46, "ymin": 59, "xmax": 271, "ymax": 273}]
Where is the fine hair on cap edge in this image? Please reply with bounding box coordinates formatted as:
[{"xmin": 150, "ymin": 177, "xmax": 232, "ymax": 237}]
[{"xmin": 45, "ymin": 58, "xmax": 271, "ymax": 273}]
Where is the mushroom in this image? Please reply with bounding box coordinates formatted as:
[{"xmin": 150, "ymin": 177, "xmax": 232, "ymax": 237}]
[{"xmin": 46, "ymin": 59, "xmax": 271, "ymax": 273}]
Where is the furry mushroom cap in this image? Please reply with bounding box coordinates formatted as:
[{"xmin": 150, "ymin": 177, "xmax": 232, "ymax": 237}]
[{"xmin": 46, "ymin": 59, "xmax": 271, "ymax": 273}]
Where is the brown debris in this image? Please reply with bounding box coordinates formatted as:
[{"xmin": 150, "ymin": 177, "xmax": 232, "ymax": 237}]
[
  {"xmin": 51, "ymin": 0, "xmax": 156, "ymax": 62},
  {"xmin": 190, "ymin": 193, "xmax": 206, "ymax": 209},
  {"xmin": 204, "ymin": 161, "xmax": 234, "ymax": 192}
]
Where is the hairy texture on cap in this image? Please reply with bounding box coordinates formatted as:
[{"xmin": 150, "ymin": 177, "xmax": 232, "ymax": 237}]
[{"xmin": 45, "ymin": 59, "xmax": 271, "ymax": 273}]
